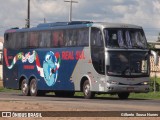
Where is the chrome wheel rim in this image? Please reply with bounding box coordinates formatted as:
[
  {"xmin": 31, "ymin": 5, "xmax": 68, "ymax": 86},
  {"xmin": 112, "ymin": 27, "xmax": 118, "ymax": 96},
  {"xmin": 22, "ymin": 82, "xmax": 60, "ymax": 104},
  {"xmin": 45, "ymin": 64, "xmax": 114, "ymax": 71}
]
[
  {"xmin": 30, "ymin": 82, "xmax": 36, "ymax": 94},
  {"xmin": 84, "ymin": 84, "xmax": 90, "ymax": 96},
  {"xmin": 22, "ymin": 81, "xmax": 28, "ymax": 94}
]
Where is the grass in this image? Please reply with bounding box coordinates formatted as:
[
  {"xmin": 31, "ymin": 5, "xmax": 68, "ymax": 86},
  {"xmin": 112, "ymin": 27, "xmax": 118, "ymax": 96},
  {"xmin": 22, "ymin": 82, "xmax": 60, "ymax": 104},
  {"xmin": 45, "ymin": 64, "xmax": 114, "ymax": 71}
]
[
  {"xmin": 0, "ymin": 87, "xmax": 3, "ymax": 92},
  {"xmin": 0, "ymin": 87, "xmax": 12, "ymax": 92},
  {"xmin": 129, "ymin": 92, "xmax": 160, "ymax": 99},
  {"xmin": 75, "ymin": 92, "xmax": 160, "ymax": 100},
  {"xmin": 150, "ymin": 77, "xmax": 160, "ymax": 92},
  {"xmin": 101, "ymin": 92, "xmax": 160, "ymax": 99},
  {"xmin": 0, "ymin": 87, "xmax": 20, "ymax": 93},
  {"xmin": 150, "ymin": 77, "xmax": 160, "ymax": 83}
]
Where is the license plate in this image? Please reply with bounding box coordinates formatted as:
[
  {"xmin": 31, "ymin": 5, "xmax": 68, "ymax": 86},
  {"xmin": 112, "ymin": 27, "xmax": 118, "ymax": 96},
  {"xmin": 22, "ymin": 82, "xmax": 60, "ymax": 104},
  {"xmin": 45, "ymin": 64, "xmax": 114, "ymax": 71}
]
[{"xmin": 127, "ymin": 87, "xmax": 134, "ymax": 91}]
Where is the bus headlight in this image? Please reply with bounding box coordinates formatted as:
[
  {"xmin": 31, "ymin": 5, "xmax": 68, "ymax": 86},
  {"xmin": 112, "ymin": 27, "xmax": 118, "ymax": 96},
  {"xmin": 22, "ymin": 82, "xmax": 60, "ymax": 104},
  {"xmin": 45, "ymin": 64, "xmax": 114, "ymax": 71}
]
[{"xmin": 142, "ymin": 81, "xmax": 149, "ymax": 85}]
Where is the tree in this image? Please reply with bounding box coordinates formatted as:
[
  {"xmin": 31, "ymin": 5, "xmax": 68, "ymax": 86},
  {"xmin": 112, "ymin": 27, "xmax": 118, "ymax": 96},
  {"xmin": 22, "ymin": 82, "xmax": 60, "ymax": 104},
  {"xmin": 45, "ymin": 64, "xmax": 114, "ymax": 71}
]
[{"xmin": 147, "ymin": 43, "xmax": 155, "ymax": 50}]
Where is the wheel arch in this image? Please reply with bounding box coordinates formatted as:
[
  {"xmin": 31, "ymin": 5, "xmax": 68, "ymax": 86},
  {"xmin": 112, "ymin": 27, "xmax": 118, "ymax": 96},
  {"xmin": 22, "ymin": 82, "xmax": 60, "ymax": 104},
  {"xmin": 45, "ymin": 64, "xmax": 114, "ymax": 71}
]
[
  {"xmin": 19, "ymin": 75, "xmax": 28, "ymax": 90},
  {"xmin": 19, "ymin": 75, "xmax": 37, "ymax": 90},
  {"xmin": 80, "ymin": 75, "xmax": 92, "ymax": 92},
  {"xmin": 28, "ymin": 75, "xmax": 37, "ymax": 86}
]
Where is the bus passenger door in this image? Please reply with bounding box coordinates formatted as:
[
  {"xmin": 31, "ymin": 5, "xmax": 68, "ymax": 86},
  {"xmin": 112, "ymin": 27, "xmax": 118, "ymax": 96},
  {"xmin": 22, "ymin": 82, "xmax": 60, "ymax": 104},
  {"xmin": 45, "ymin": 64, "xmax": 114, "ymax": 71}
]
[{"xmin": 90, "ymin": 27, "xmax": 105, "ymax": 91}]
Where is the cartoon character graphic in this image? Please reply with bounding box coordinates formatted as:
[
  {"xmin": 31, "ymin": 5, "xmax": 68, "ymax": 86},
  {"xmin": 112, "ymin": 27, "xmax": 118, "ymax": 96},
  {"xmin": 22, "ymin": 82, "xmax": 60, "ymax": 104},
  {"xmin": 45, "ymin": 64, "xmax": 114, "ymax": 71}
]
[
  {"xmin": 4, "ymin": 48, "xmax": 61, "ymax": 86},
  {"xmin": 43, "ymin": 51, "xmax": 61, "ymax": 86}
]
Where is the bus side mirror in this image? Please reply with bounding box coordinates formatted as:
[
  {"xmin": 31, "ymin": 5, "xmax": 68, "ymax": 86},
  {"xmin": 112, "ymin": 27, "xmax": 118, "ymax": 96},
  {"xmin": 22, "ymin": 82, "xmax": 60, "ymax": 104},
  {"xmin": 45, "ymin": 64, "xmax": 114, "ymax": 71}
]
[{"xmin": 150, "ymin": 50, "xmax": 158, "ymax": 65}]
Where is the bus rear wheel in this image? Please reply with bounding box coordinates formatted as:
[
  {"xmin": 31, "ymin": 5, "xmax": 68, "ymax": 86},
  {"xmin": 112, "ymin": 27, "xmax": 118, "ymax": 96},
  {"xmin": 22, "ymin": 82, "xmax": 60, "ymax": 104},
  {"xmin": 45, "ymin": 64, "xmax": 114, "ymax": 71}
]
[
  {"xmin": 21, "ymin": 79, "xmax": 30, "ymax": 96},
  {"xmin": 83, "ymin": 80, "xmax": 95, "ymax": 99},
  {"xmin": 30, "ymin": 79, "xmax": 38, "ymax": 96},
  {"xmin": 118, "ymin": 92, "xmax": 130, "ymax": 99}
]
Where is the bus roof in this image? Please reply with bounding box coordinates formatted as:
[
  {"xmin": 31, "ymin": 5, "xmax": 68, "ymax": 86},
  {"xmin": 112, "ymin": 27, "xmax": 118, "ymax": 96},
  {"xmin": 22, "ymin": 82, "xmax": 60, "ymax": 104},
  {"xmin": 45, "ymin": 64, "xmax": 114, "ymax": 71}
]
[
  {"xmin": 37, "ymin": 21, "xmax": 93, "ymax": 28},
  {"xmin": 5, "ymin": 21, "xmax": 142, "ymax": 33},
  {"xmin": 93, "ymin": 22, "xmax": 142, "ymax": 29}
]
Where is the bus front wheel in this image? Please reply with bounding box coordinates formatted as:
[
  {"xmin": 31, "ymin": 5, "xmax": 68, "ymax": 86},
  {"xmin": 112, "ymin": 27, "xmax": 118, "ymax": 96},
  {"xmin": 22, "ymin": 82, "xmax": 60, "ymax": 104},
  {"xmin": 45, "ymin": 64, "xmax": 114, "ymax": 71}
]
[
  {"xmin": 21, "ymin": 79, "xmax": 30, "ymax": 96},
  {"xmin": 83, "ymin": 80, "xmax": 95, "ymax": 99},
  {"xmin": 118, "ymin": 92, "xmax": 130, "ymax": 99}
]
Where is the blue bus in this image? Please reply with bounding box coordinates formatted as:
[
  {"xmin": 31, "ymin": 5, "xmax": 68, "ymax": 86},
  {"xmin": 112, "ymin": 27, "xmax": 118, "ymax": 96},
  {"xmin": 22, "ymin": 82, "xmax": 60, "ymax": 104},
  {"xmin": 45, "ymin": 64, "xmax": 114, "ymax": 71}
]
[{"xmin": 3, "ymin": 21, "xmax": 158, "ymax": 99}]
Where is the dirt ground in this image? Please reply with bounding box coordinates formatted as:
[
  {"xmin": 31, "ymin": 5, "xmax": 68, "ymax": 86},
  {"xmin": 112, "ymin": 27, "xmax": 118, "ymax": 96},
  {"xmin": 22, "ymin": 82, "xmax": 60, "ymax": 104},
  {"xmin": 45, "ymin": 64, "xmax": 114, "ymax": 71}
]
[
  {"xmin": 0, "ymin": 100, "xmax": 159, "ymax": 119},
  {"xmin": 0, "ymin": 100, "xmax": 159, "ymax": 120}
]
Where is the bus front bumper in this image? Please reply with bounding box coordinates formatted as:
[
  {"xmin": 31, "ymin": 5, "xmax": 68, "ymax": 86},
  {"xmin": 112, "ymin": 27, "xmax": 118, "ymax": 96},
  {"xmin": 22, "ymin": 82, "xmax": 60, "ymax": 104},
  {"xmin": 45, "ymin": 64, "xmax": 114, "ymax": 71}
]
[{"xmin": 105, "ymin": 84, "xmax": 150, "ymax": 93}]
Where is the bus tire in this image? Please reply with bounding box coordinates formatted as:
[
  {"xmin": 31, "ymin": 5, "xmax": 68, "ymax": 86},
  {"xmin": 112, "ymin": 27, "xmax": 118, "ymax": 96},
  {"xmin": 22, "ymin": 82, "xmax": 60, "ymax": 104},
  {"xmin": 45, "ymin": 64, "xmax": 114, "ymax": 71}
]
[
  {"xmin": 21, "ymin": 79, "xmax": 30, "ymax": 96},
  {"xmin": 83, "ymin": 80, "xmax": 95, "ymax": 99},
  {"xmin": 30, "ymin": 79, "xmax": 38, "ymax": 96},
  {"xmin": 118, "ymin": 92, "xmax": 130, "ymax": 99}
]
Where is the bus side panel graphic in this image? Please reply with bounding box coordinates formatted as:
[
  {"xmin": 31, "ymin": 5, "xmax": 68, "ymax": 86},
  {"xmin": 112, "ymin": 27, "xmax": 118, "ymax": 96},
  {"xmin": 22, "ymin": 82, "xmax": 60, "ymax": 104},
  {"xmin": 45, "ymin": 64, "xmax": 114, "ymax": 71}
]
[{"xmin": 4, "ymin": 48, "xmax": 85, "ymax": 90}]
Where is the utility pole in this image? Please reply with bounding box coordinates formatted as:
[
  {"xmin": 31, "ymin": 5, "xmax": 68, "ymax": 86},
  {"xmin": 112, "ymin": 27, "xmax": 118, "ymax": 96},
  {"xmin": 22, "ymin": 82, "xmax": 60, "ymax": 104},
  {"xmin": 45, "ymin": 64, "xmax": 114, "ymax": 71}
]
[
  {"xmin": 44, "ymin": 18, "xmax": 46, "ymax": 23},
  {"xmin": 26, "ymin": 0, "xmax": 30, "ymax": 28},
  {"xmin": 64, "ymin": 0, "xmax": 78, "ymax": 22}
]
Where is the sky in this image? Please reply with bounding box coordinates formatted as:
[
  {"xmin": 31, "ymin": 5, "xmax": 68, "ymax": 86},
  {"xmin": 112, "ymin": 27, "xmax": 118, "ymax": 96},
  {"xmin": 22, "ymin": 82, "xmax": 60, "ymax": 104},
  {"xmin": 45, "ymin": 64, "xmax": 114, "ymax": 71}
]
[{"xmin": 0, "ymin": 0, "xmax": 160, "ymax": 42}]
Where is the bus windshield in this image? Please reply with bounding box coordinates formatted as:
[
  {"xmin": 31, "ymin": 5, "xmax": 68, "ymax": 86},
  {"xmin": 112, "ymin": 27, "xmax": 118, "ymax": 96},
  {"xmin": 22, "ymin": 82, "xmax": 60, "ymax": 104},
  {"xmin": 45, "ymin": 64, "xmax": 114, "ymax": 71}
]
[
  {"xmin": 107, "ymin": 51, "xmax": 149, "ymax": 77},
  {"xmin": 104, "ymin": 28, "xmax": 147, "ymax": 49}
]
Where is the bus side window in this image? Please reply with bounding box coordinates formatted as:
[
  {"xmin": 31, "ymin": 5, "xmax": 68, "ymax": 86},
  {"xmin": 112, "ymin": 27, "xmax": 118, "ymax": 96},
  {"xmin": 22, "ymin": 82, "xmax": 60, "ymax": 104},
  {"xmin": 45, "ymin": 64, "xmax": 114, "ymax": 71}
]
[
  {"xmin": 52, "ymin": 31, "xmax": 59, "ymax": 47},
  {"xmin": 16, "ymin": 33, "xmax": 22, "ymax": 49},
  {"xmin": 29, "ymin": 32, "xmax": 39, "ymax": 48},
  {"xmin": 7, "ymin": 33, "xmax": 16, "ymax": 49},
  {"xmin": 91, "ymin": 29, "xmax": 103, "ymax": 47},
  {"xmin": 64, "ymin": 30, "xmax": 71, "ymax": 46},
  {"xmin": 21, "ymin": 32, "xmax": 28, "ymax": 48},
  {"xmin": 72, "ymin": 30, "xmax": 78, "ymax": 46},
  {"xmin": 64, "ymin": 29, "xmax": 77, "ymax": 47},
  {"xmin": 91, "ymin": 28, "xmax": 105, "ymax": 75},
  {"xmin": 51, "ymin": 31, "xmax": 64, "ymax": 47},
  {"xmin": 78, "ymin": 28, "xmax": 89, "ymax": 46},
  {"xmin": 4, "ymin": 33, "xmax": 14, "ymax": 49},
  {"xmin": 63, "ymin": 30, "xmax": 69, "ymax": 47},
  {"xmin": 39, "ymin": 31, "xmax": 51, "ymax": 48},
  {"xmin": 58, "ymin": 31, "xmax": 64, "ymax": 47}
]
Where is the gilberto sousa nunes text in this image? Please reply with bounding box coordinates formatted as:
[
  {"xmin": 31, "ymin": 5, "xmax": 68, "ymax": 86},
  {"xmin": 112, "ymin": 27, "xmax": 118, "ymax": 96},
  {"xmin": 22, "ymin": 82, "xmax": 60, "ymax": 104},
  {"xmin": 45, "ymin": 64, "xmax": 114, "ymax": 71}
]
[{"xmin": 121, "ymin": 112, "xmax": 159, "ymax": 117}]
